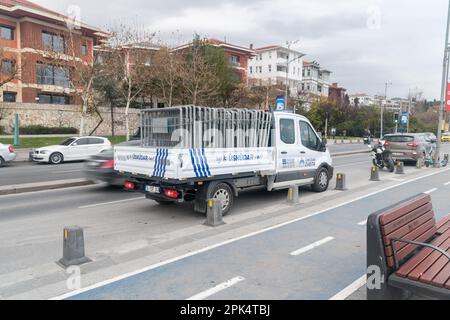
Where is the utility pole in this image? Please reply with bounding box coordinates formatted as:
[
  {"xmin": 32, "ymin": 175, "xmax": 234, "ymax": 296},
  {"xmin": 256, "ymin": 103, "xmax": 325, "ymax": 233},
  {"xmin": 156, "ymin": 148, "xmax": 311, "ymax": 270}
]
[
  {"xmin": 435, "ymin": 0, "xmax": 450, "ymax": 167},
  {"xmin": 285, "ymin": 40, "xmax": 300, "ymax": 112},
  {"xmin": 407, "ymin": 89, "xmax": 412, "ymax": 133},
  {"xmin": 381, "ymin": 82, "xmax": 392, "ymax": 139}
]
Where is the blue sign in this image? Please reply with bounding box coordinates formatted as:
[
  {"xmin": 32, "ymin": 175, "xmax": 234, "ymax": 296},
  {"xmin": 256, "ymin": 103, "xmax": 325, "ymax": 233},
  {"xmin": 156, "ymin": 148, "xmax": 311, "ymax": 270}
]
[
  {"xmin": 276, "ymin": 96, "xmax": 285, "ymax": 111},
  {"xmin": 400, "ymin": 112, "xmax": 408, "ymax": 126}
]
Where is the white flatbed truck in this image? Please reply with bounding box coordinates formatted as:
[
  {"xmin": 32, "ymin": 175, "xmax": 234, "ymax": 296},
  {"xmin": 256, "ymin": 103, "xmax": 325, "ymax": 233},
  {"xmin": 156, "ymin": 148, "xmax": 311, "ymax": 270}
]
[{"xmin": 114, "ymin": 106, "xmax": 334, "ymax": 215}]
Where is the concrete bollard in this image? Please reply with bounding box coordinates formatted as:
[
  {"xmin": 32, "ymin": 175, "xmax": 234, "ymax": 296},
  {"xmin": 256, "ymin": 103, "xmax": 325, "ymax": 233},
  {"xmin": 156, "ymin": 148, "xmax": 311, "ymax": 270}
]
[
  {"xmin": 204, "ymin": 199, "xmax": 225, "ymax": 227},
  {"xmin": 395, "ymin": 161, "xmax": 405, "ymax": 174},
  {"xmin": 370, "ymin": 166, "xmax": 380, "ymax": 181},
  {"xmin": 287, "ymin": 185, "xmax": 300, "ymax": 204},
  {"xmin": 416, "ymin": 158, "xmax": 424, "ymax": 169},
  {"xmin": 58, "ymin": 226, "xmax": 91, "ymax": 267},
  {"xmin": 335, "ymin": 173, "xmax": 347, "ymax": 191}
]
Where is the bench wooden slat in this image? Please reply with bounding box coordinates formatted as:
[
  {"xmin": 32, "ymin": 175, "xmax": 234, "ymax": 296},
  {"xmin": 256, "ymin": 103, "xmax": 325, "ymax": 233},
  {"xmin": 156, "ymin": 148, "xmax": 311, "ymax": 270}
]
[
  {"xmin": 421, "ymin": 248, "xmax": 450, "ymax": 285},
  {"xmin": 381, "ymin": 203, "xmax": 433, "ymax": 235},
  {"xmin": 437, "ymin": 219, "xmax": 450, "ymax": 236},
  {"xmin": 431, "ymin": 260, "xmax": 450, "ymax": 288},
  {"xmin": 382, "ymin": 212, "xmax": 435, "ymax": 246},
  {"xmin": 397, "ymin": 229, "xmax": 450, "ymax": 277},
  {"xmin": 407, "ymin": 236, "xmax": 450, "ymax": 281},
  {"xmin": 386, "ymin": 226, "xmax": 438, "ymax": 268},
  {"xmin": 379, "ymin": 194, "xmax": 431, "ymax": 225},
  {"xmin": 384, "ymin": 219, "xmax": 436, "ymax": 259},
  {"xmin": 437, "ymin": 215, "xmax": 450, "ymax": 230}
]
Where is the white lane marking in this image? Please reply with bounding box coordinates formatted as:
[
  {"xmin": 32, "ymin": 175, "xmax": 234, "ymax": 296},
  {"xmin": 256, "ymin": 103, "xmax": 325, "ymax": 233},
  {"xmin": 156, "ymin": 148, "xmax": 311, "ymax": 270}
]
[
  {"xmin": 329, "ymin": 275, "xmax": 367, "ymax": 300},
  {"xmin": 51, "ymin": 167, "xmax": 450, "ymax": 300},
  {"xmin": 186, "ymin": 276, "xmax": 245, "ymax": 300},
  {"xmin": 424, "ymin": 188, "xmax": 438, "ymax": 194},
  {"xmin": 52, "ymin": 169, "xmax": 84, "ymax": 174},
  {"xmin": 290, "ymin": 237, "xmax": 335, "ymax": 256},
  {"xmin": 78, "ymin": 197, "xmax": 144, "ymax": 209},
  {"xmin": 389, "ymin": 178, "xmax": 405, "ymax": 182},
  {"xmin": 357, "ymin": 220, "xmax": 367, "ymax": 226},
  {"xmin": 444, "ymin": 181, "xmax": 450, "ymax": 186}
]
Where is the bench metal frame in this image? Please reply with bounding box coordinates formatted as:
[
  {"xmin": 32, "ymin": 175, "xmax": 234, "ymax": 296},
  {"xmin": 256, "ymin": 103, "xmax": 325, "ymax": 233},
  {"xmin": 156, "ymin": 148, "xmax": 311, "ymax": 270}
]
[{"xmin": 367, "ymin": 194, "xmax": 450, "ymax": 300}]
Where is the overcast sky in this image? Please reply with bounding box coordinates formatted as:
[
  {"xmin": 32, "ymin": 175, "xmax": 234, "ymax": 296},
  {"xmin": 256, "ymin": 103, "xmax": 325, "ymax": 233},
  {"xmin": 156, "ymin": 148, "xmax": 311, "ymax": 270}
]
[{"xmin": 34, "ymin": 0, "xmax": 449, "ymax": 100}]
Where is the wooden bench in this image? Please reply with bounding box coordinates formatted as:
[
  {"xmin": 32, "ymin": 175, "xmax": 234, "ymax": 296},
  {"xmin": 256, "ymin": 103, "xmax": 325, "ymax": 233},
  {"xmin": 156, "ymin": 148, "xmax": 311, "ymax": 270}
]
[{"xmin": 367, "ymin": 193, "xmax": 450, "ymax": 300}]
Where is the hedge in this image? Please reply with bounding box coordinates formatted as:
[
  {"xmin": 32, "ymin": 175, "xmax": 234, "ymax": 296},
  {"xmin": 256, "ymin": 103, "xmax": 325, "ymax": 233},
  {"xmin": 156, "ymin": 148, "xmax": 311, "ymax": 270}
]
[{"xmin": 19, "ymin": 125, "xmax": 79, "ymax": 135}]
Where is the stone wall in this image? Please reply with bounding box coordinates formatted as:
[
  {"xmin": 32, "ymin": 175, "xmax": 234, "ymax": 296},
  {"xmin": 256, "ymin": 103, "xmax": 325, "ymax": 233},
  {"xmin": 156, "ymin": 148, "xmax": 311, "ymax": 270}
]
[{"xmin": 0, "ymin": 103, "xmax": 141, "ymax": 136}]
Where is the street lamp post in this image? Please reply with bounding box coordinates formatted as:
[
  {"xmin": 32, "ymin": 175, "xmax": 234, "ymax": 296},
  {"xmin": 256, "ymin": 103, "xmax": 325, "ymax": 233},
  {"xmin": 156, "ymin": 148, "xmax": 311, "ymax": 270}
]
[
  {"xmin": 284, "ymin": 40, "xmax": 300, "ymax": 112},
  {"xmin": 435, "ymin": 0, "xmax": 450, "ymax": 167},
  {"xmin": 381, "ymin": 82, "xmax": 392, "ymax": 139}
]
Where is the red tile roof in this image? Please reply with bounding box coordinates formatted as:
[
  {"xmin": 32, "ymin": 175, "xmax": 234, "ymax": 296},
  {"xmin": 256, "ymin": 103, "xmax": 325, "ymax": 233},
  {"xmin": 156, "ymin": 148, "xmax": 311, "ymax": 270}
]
[{"xmin": 1, "ymin": 0, "xmax": 64, "ymax": 17}]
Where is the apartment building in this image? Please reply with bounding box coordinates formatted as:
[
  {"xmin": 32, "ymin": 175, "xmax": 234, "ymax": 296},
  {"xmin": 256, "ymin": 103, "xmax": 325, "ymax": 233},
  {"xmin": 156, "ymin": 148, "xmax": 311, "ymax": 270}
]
[
  {"xmin": 175, "ymin": 38, "xmax": 256, "ymax": 81},
  {"xmin": 0, "ymin": 0, "xmax": 107, "ymax": 104},
  {"xmin": 349, "ymin": 93, "xmax": 375, "ymax": 107},
  {"xmin": 248, "ymin": 45, "xmax": 305, "ymax": 97},
  {"xmin": 328, "ymin": 82, "xmax": 347, "ymax": 105},
  {"xmin": 300, "ymin": 61, "xmax": 332, "ymax": 97}
]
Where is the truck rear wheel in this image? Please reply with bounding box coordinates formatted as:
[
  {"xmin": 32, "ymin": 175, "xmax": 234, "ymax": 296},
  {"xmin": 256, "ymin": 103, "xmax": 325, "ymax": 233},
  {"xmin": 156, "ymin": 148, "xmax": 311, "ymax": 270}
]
[
  {"xmin": 312, "ymin": 167, "xmax": 329, "ymax": 192},
  {"xmin": 209, "ymin": 183, "xmax": 234, "ymax": 216}
]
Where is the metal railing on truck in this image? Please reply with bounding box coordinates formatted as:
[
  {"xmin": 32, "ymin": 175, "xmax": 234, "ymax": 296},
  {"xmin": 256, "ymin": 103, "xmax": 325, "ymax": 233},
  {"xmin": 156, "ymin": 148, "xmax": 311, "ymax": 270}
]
[{"xmin": 140, "ymin": 106, "xmax": 273, "ymax": 149}]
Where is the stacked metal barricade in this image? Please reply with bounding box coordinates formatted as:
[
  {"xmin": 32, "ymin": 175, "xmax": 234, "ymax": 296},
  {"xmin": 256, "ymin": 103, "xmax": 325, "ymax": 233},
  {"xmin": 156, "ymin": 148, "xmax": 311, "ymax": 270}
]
[{"xmin": 141, "ymin": 106, "xmax": 273, "ymax": 149}]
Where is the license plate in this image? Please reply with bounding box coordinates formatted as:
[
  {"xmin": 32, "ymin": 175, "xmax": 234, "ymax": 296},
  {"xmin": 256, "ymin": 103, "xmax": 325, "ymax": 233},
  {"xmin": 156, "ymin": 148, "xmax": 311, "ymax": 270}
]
[{"xmin": 145, "ymin": 185, "xmax": 160, "ymax": 194}]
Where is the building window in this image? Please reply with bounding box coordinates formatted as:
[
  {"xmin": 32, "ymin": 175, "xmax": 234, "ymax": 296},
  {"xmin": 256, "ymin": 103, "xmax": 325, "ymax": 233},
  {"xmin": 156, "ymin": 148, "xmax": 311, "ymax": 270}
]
[
  {"xmin": 37, "ymin": 63, "xmax": 70, "ymax": 87},
  {"xmin": 38, "ymin": 93, "xmax": 70, "ymax": 105},
  {"xmin": 229, "ymin": 55, "xmax": 240, "ymax": 66},
  {"xmin": 0, "ymin": 26, "xmax": 14, "ymax": 40},
  {"xmin": 250, "ymin": 66, "xmax": 252, "ymax": 74},
  {"xmin": 3, "ymin": 91, "xmax": 17, "ymax": 102},
  {"xmin": 1, "ymin": 60, "xmax": 15, "ymax": 75},
  {"xmin": 81, "ymin": 43, "xmax": 88, "ymax": 56},
  {"xmin": 259, "ymin": 54, "xmax": 262, "ymax": 60},
  {"xmin": 42, "ymin": 31, "xmax": 65, "ymax": 52},
  {"xmin": 268, "ymin": 65, "xmax": 272, "ymax": 72}
]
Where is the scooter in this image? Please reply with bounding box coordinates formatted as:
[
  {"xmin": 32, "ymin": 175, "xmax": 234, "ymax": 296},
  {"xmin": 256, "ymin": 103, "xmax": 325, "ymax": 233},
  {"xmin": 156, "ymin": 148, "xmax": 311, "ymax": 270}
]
[
  {"xmin": 424, "ymin": 143, "xmax": 448, "ymax": 167},
  {"xmin": 369, "ymin": 141, "xmax": 395, "ymax": 172}
]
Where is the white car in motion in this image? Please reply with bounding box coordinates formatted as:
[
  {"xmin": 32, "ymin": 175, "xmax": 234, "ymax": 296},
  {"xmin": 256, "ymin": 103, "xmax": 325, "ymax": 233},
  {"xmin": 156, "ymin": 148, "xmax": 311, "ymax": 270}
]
[
  {"xmin": 30, "ymin": 136, "xmax": 112, "ymax": 164},
  {"xmin": 0, "ymin": 143, "xmax": 16, "ymax": 167}
]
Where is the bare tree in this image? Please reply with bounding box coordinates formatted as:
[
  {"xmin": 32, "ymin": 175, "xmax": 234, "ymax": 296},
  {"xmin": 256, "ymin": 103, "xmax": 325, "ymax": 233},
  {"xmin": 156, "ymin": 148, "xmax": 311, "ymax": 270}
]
[
  {"xmin": 178, "ymin": 39, "xmax": 222, "ymax": 105},
  {"xmin": 107, "ymin": 24, "xmax": 156, "ymax": 140},
  {"xmin": 151, "ymin": 47, "xmax": 182, "ymax": 107}
]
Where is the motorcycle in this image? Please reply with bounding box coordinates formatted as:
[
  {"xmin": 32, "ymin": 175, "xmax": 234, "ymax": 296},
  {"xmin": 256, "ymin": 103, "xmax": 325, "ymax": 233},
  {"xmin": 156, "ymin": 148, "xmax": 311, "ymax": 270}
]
[{"xmin": 369, "ymin": 141, "xmax": 395, "ymax": 172}]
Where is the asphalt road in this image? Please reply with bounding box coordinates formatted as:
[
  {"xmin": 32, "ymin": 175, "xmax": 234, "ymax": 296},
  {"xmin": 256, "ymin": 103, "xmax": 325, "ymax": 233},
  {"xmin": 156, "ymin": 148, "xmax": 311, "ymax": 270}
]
[
  {"xmin": 0, "ymin": 143, "xmax": 370, "ymax": 187},
  {"xmin": 1, "ymin": 146, "xmax": 450, "ymax": 299},
  {"xmin": 67, "ymin": 169, "xmax": 450, "ymax": 300}
]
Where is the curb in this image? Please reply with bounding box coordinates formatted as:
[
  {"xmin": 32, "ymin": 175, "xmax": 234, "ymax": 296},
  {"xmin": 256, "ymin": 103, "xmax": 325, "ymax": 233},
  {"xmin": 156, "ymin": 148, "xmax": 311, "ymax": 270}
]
[{"xmin": 0, "ymin": 179, "xmax": 96, "ymax": 196}]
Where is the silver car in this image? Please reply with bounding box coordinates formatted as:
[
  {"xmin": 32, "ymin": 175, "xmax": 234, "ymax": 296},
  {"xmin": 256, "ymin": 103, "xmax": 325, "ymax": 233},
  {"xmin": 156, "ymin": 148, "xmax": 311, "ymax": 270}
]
[{"xmin": 0, "ymin": 143, "xmax": 16, "ymax": 166}]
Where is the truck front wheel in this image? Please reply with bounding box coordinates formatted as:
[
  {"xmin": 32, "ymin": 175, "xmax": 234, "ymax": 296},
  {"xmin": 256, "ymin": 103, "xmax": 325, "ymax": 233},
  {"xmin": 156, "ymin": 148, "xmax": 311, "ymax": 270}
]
[{"xmin": 312, "ymin": 167, "xmax": 329, "ymax": 192}]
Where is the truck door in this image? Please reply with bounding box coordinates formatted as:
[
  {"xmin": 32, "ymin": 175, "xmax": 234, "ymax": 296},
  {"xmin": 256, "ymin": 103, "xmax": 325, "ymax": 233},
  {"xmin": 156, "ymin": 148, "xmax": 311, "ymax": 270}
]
[
  {"xmin": 298, "ymin": 120, "xmax": 322, "ymax": 172},
  {"xmin": 274, "ymin": 115, "xmax": 313, "ymax": 187}
]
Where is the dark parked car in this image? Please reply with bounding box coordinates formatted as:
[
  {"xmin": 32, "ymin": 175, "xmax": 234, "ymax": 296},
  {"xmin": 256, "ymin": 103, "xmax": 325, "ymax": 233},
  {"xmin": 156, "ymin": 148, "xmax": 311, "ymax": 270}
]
[{"xmin": 384, "ymin": 133, "xmax": 432, "ymax": 163}]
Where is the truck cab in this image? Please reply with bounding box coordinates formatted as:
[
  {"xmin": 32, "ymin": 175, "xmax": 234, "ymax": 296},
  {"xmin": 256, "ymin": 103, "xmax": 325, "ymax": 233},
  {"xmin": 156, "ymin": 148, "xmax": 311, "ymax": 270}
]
[{"xmin": 271, "ymin": 112, "xmax": 333, "ymax": 191}]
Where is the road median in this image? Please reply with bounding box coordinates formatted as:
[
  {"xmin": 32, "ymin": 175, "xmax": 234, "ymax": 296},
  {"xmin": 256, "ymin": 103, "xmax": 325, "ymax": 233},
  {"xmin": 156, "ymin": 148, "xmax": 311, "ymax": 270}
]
[{"xmin": 0, "ymin": 179, "xmax": 96, "ymax": 196}]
